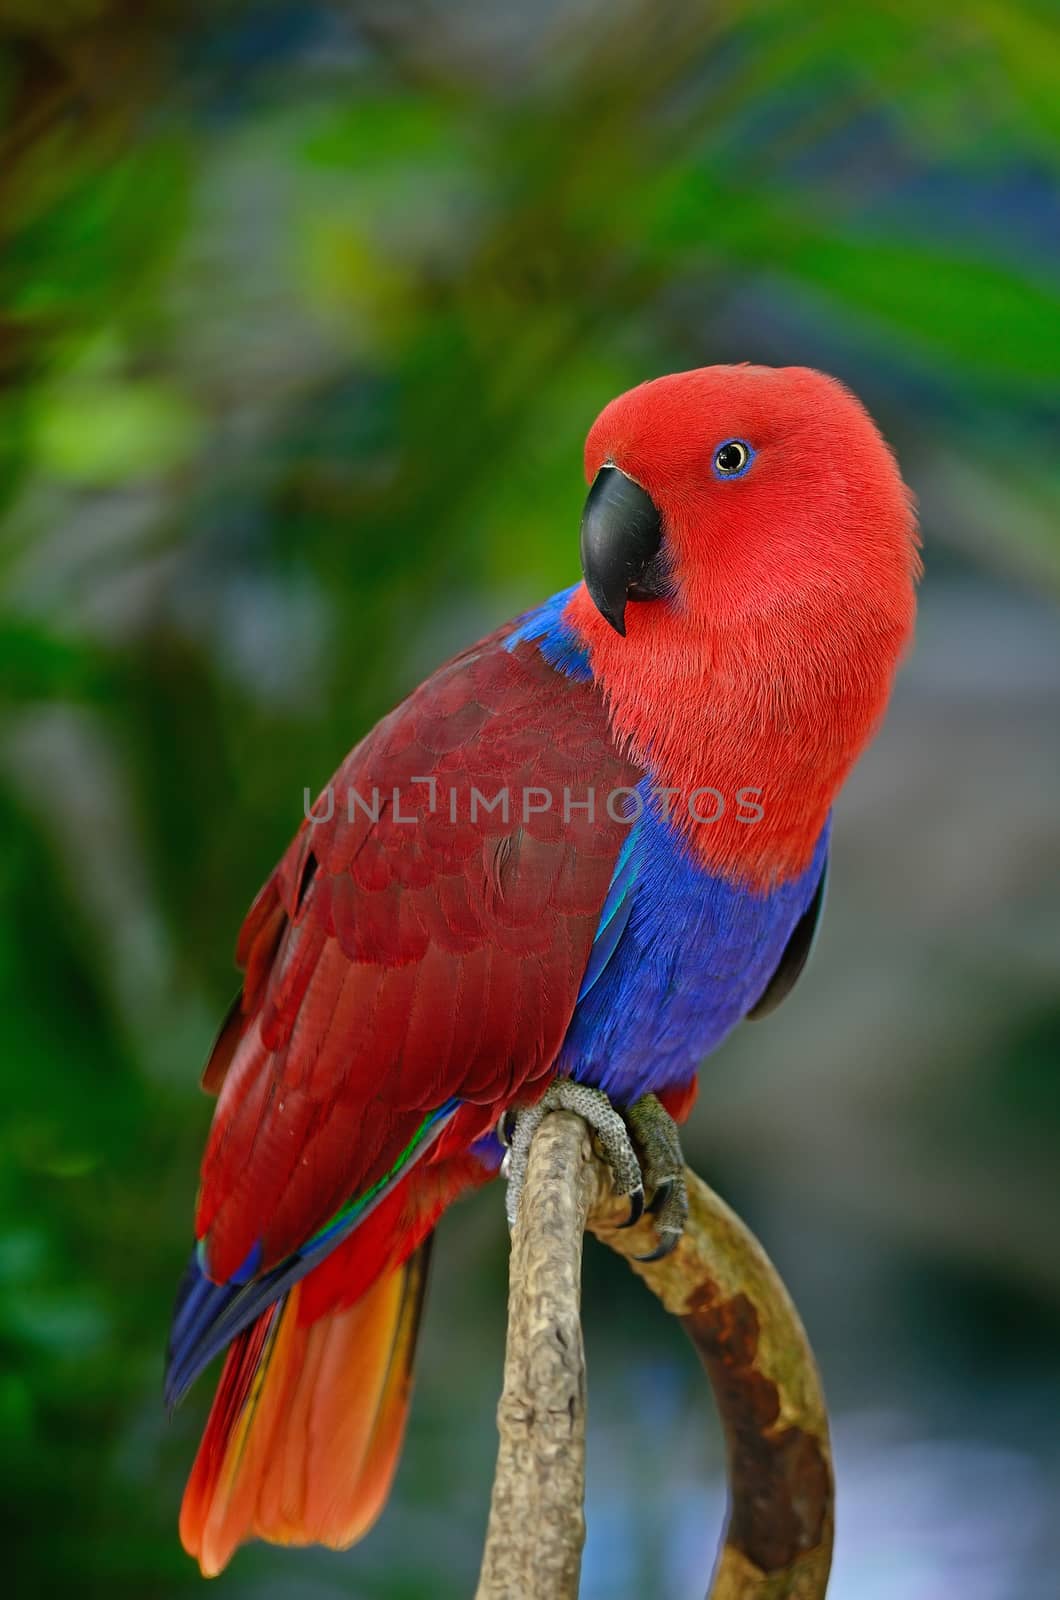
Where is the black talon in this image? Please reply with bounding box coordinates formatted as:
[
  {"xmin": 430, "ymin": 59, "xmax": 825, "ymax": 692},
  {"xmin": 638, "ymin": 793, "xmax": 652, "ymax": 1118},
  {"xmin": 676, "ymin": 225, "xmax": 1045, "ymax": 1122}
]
[
  {"xmin": 618, "ymin": 1185, "xmax": 645, "ymax": 1228},
  {"xmin": 646, "ymin": 1177, "xmax": 675, "ymax": 1215},
  {"xmin": 496, "ymin": 1110, "xmax": 517, "ymax": 1148},
  {"xmin": 635, "ymin": 1227, "xmax": 682, "ymax": 1263}
]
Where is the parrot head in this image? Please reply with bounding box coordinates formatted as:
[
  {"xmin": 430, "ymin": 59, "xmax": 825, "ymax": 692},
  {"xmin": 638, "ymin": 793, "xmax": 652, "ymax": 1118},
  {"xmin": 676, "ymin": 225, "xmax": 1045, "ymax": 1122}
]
[
  {"xmin": 569, "ymin": 364, "xmax": 920, "ymax": 882},
  {"xmin": 578, "ymin": 363, "xmax": 918, "ymax": 639}
]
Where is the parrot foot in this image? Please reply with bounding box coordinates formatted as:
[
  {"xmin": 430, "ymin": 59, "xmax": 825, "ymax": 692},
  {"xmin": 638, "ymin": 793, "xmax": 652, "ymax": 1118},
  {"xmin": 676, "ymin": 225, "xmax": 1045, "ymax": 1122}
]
[
  {"xmin": 503, "ymin": 1081, "xmax": 645, "ymax": 1231},
  {"xmin": 626, "ymin": 1093, "xmax": 688, "ymax": 1260}
]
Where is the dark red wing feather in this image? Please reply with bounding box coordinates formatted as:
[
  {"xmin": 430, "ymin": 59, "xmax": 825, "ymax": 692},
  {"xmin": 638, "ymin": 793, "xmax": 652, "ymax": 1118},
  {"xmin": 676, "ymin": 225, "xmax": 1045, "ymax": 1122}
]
[{"xmin": 196, "ymin": 629, "xmax": 638, "ymax": 1281}]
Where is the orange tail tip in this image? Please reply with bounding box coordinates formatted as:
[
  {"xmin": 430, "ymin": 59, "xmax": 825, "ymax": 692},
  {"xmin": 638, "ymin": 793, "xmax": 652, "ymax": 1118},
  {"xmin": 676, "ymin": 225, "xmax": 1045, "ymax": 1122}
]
[{"xmin": 180, "ymin": 1242, "xmax": 431, "ymax": 1577}]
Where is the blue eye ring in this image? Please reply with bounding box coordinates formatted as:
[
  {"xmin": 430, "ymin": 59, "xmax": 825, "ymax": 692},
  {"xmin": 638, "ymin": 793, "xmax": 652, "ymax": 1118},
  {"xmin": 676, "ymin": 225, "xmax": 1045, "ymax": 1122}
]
[{"xmin": 712, "ymin": 438, "xmax": 755, "ymax": 480}]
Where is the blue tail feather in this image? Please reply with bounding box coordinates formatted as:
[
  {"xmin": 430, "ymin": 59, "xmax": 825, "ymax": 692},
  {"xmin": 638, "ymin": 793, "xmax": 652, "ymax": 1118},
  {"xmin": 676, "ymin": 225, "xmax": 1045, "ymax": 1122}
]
[{"xmin": 165, "ymin": 1100, "xmax": 458, "ymax": 1411}]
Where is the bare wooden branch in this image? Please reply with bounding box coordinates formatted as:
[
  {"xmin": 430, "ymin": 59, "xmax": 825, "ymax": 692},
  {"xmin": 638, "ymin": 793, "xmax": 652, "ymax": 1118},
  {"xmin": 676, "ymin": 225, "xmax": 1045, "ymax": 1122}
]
[
  {"xmin": 477, "ymin": 1110, "xmax": 834, "ymax": 1600},
  {"xmin": 475, "ymin": 1112, "xmax": 599, "ymax": 1600}
]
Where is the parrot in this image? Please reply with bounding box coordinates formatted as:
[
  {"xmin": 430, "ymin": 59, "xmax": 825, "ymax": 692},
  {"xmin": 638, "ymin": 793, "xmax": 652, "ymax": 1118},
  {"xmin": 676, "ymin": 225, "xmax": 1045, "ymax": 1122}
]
[{"xmin": 166, "ymin": 364, "xmax": 919, "ymax": 1576}]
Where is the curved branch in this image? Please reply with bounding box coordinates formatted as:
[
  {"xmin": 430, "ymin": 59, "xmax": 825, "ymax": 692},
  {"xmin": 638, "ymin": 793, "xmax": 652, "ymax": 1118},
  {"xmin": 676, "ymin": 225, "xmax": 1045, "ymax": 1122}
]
[
  {"xmin": 593, "ymin": 1170, "xmax": 834, "ymax": 1598},
  {"xmin": 476, "ymin": 1110, "xmax": 834, "ymax": 1600}
]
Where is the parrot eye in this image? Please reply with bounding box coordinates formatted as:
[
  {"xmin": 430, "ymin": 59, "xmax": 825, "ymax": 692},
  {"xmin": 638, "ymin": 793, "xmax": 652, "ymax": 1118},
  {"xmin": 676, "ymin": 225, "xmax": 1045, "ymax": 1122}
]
[{"xmin": 712, "ymin": 439, "xmax": 754, "ymax": 479}]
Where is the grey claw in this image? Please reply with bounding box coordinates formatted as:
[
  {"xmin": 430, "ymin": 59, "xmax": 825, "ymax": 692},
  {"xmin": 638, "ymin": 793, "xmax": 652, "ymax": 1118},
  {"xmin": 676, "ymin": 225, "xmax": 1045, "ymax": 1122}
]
[
  {"xmin": 626, "ymin": 1094, "xmax": 688, "ymax": 1255},
  {"xmin": 635, "ymin": 1227, "xmax": 682, "ymax": 1262},
  {"xmin": 503, "ymin": 1082, "xmax": 644, "ymax": 1234},
  {"xmin": 618, "ymin": 1184, "xmax": 645, "ymax": 1228}
]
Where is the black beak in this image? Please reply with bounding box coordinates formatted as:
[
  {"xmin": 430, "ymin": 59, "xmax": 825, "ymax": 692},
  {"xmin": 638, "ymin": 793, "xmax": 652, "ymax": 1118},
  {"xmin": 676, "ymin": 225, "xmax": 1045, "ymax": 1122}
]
[{"xmin": 579, "ymin": 466, "xmax": 667, "ymax": 636}]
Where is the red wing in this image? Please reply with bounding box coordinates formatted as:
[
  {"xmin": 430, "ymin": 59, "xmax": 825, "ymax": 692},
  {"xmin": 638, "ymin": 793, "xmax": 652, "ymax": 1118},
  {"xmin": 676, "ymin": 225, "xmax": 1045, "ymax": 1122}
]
[{"xmin": 196, "ymin": 628, "xmax": 639, "ymax": 1281}]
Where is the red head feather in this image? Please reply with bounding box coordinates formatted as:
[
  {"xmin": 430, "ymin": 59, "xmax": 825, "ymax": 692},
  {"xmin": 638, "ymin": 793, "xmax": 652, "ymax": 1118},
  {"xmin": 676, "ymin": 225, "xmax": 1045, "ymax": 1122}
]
[{"xmin": 566, "ymin": 365, "xmax": 920, "ymax": 886}]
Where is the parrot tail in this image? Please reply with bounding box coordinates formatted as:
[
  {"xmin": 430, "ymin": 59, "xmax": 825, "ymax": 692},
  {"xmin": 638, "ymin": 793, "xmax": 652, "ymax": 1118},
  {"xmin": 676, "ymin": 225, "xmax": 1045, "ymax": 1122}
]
[{"xmin": 179, "ymin": 1237, "xmax": 431, "ymax": 1578}]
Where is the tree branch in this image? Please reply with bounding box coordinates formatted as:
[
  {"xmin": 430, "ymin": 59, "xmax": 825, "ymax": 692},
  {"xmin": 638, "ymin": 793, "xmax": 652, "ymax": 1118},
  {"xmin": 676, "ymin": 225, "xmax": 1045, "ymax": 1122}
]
[
  {"xmin": 476, "ymin": 1110, "xmax": 834, "ymax": 1600},
  {"xmin": 475, "ymin": 1112, "xmax": 599, "ymax": 1600}
]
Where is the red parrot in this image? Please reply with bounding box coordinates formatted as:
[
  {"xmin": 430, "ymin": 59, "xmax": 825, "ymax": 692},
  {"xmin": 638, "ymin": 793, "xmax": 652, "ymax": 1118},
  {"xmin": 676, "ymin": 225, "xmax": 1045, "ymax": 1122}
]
[{"xmin": 167, "ymin": 364, "xmax": 918, "ymax": 1574}]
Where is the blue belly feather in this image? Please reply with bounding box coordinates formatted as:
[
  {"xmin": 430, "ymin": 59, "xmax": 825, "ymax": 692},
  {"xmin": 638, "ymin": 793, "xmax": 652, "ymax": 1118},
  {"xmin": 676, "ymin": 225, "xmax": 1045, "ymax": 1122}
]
[{"xmin": 563, "ymin": 788, "xmax": 829, "ymax": 1102}]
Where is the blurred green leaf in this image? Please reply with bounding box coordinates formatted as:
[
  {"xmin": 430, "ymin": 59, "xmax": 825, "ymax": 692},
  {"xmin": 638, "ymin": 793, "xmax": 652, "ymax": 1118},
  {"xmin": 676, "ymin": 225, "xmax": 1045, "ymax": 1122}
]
[
  {"xmin": 300, "ymin": 93, "xmax": 470, "ymax": 171},
  {"xmin": 33, "ymin": 379, "xmax": 201, "ymax": 483},
  {"xmin": 0, "ymin": 621, "xmax": 105, "ymax": 703}
]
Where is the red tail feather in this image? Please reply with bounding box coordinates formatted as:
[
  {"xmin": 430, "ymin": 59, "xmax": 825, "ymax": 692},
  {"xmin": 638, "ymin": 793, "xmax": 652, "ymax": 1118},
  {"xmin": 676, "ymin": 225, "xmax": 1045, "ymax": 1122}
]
[{"xmin": 180, "ymin": 1242, "xmax": 431, "ymax": 1577}]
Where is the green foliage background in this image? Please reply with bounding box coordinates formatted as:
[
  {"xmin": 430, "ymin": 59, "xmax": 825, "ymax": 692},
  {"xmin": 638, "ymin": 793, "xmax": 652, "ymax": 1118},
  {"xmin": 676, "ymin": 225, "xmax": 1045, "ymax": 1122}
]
[{"xmin": 1, "ymin": 3, "xmax": 1058, "ymax": 1597}]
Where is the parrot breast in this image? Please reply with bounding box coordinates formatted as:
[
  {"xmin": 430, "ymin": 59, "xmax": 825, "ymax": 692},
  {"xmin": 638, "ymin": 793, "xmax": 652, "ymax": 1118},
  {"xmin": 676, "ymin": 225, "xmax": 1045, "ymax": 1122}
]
[{"xmin": 562, "ymin": 785, "xmax": 830, "ymax": 1102}]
